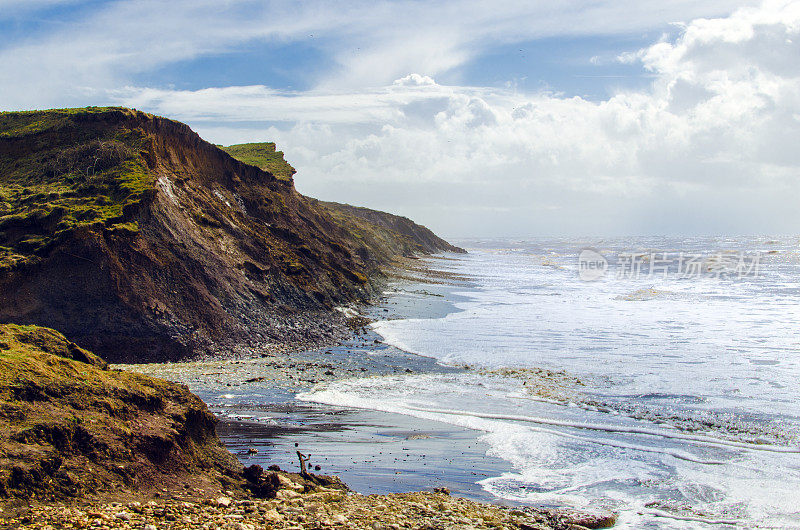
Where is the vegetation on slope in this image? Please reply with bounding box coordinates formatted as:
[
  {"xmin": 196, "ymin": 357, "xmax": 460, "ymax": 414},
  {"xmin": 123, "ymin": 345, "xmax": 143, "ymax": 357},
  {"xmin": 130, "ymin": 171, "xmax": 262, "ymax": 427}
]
[
  {"xmin": 320, "ymin": 201, "xmax": 465, "ymax": 255},
  {"xmin": 219, "ymin": 142, "xmax": 296, "ymax": 182},
  {"xmin": 0, "ymin": 107, "xmax": 153, "ymax": 270},
  {"xmin": 0, "ymin": 324, "xmax": 241, "ymax": 502}
]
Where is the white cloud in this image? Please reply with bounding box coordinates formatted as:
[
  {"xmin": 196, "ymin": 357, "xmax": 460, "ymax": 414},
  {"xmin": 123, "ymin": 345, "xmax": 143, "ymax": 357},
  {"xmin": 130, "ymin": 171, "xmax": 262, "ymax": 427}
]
[
  {"xmin": 115, "ymin": 1, "xmax": 800, "ymax": 236},
  {"xmin": 2, "ymin": 0, "xmax": 797, "ymax": 236},
  {"xmin": 0, "ymin": 0, "xmax": 757, "ymax": 108}
]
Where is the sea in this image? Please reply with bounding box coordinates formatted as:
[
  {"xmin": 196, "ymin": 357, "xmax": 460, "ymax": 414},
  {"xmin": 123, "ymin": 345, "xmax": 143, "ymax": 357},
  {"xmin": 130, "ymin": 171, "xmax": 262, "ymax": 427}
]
[{"xmin": 299, "ymin": 236, "xmax": 800, "ymax": 528}]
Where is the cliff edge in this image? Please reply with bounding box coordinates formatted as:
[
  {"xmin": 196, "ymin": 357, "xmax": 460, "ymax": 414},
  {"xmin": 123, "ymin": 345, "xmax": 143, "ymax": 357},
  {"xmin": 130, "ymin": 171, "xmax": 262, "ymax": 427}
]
[{"xmin": 0, "ymin": 108, "xmax": 462, "ymax": 362}]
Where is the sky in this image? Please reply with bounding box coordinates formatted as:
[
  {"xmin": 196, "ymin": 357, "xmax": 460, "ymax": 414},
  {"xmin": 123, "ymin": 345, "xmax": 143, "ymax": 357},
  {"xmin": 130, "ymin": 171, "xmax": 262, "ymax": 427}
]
[{"xmin": 1, "ymin": 0, "xmax": 799, "ymax": 238}]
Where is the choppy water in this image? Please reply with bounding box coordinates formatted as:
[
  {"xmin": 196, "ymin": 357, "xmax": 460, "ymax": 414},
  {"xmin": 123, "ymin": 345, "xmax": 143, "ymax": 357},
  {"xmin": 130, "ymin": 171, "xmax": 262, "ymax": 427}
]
[{"xmin": 300, "ymin": 237, "xmax": 800, "ymax": 528}]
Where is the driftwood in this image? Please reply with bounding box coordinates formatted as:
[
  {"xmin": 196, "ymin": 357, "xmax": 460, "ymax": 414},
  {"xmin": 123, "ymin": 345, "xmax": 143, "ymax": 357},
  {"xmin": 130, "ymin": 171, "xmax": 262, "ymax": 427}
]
[{"xmin": 296, "ymin": 451, "xmax": 311, "ymax": 476}]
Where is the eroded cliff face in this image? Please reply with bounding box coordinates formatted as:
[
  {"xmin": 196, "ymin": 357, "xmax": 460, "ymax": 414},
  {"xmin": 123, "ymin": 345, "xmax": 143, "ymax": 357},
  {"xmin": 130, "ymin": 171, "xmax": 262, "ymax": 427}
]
[
  {"xmin": 318, "ymin": 201, "xmax": 465, "ymax": 256},
  {"xmin": 0, "ymin": 108, "xmax": 461, "ymax": 362}
]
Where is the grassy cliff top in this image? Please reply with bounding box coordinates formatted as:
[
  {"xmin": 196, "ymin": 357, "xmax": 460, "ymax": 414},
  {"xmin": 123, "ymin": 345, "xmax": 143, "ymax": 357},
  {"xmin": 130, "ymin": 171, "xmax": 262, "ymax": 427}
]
[
  {"xmin": 0, "ymin": 107, "xmax": 148, "ymax": 139},
  {"xmin": 0, "ymin": 107, "xmax": 155, "ymax": 269},
  {"xmin": 0, "ymin": 324, "xmax": 108, "ymax": 378},
  {"xmin": 220, "ymin": 142, "xmax": 296, "ymax": 182}
]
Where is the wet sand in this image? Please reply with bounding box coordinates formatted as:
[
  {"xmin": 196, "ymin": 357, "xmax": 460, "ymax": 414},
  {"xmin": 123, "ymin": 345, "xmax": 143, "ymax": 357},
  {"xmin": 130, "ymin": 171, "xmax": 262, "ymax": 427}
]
[
  {"xmin": 116, "ymin": 262, "xmax": 523, "ymax": 505},
  {"xmin": 121, "ymin": 328, "xmax": 517, "ymax": 505}
]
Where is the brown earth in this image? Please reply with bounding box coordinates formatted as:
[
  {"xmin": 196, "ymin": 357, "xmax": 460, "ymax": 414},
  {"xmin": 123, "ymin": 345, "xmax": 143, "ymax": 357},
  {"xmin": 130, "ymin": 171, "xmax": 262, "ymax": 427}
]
[{"xmin": 0, "ymin": 108, "xmax": 463, "ymax": 363}]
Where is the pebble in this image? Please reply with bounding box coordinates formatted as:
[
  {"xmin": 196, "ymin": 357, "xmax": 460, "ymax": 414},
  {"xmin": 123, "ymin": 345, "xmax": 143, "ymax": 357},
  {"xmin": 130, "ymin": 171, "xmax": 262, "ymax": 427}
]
[{"xmin": 0, "ymin": 489, "xmax": 613, "ymax": 530}]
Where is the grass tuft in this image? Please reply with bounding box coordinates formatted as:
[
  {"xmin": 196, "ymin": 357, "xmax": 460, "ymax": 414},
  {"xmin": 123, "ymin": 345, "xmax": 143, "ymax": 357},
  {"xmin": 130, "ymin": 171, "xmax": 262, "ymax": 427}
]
[{"xmin": 220, "ymin": 142, "xmax": 296, "ymax": 182}]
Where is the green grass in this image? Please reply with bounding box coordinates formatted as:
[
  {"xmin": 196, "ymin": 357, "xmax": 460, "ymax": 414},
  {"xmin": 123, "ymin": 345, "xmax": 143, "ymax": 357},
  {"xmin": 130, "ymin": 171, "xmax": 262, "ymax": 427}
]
[
  {"xmin": 220, "ymin": 142, "xmax": 296, "ymax": 181},
  {"xmin": 0, "ymin": 108, "xmax": 156, "ymax": 268},
  {"xmin": 0, "ymin": 107, "xmax": 137, "ymax": 139},
  {"xmin": 0, "ymin": 324, "xmax": 108, "ymax": 382}
]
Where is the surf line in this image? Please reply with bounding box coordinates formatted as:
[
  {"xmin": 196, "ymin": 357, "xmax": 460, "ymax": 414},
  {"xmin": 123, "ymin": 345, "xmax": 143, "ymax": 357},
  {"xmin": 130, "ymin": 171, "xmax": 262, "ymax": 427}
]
[
  {"xmin": 407, "ymin": 406, "xmax": 800, "ymax": 454},
  {"xmin": 639, "ymin": 509, "xmax": 740, "ymax": 526},
  {"xmin": 402, "ymin": 406, "xmax": 723, "ymax": 464}
]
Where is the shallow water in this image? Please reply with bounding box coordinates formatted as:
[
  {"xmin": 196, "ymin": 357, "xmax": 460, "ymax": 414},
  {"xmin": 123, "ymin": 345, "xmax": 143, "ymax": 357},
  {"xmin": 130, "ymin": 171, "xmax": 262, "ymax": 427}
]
[{"xmin": 300, "ymin": 237, "xmax": 800, "ymax": 528}]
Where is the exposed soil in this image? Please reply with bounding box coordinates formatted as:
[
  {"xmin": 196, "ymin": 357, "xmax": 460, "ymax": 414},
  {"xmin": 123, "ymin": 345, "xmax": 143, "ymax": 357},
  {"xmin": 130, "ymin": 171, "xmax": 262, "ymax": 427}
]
[{"xmin": 0, "ymin": 108, "xmax": 463, "ymax": 363}]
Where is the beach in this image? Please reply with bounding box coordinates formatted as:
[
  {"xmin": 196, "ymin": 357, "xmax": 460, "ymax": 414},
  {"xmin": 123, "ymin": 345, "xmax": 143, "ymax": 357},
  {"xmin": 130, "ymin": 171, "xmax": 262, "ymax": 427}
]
[
  {"xmin": 2, "ymin": 489, "xmax": 613, "ymax": 530},
  {"xmin": 118, "ymin": 258, "xmax": 513, "ymax": 503},
  {"xmin": 123, "ymin": 240, "xmax": 800, "ymax": 528}
]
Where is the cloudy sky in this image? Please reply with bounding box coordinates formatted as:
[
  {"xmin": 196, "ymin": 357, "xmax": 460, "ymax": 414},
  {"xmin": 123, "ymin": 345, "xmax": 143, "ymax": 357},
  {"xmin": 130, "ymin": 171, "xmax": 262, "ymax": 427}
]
[{"xmin": 2, "ymin": 0, "xmax": 799, "ymax": 237}]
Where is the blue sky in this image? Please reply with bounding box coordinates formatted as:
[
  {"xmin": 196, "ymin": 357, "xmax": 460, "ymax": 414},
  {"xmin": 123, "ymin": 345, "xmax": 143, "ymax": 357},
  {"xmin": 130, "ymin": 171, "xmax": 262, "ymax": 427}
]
[
  {"xmin": 0, "ymin": 1, "xmax": 675, "ymax": 97},
  {"xmin": 2, "ymin": 0, "xmax": 798, "ymax": 237}
]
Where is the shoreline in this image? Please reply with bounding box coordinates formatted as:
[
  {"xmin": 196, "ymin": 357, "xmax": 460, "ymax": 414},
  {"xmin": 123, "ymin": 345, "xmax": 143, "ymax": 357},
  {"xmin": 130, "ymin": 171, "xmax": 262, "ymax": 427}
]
[
  {"xmin": 112, "ymin": 258, "xmax": 596, "ymax": 509},
  {"xmin": 0, "ymin": 256, "xmax": 619, "ymax": 529}
]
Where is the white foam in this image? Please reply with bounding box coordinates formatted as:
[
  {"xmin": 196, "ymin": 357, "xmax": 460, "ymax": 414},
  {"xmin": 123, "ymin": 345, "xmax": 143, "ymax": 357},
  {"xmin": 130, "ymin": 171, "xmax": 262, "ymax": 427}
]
[
  {"xmin": 334, "ymin": 306, "xmax": 360, "ymax": 318},
  {"xmin": 313, "ymin": 240, "xmax": 800, "ymax": 526},
  {"xmin": 639, "ymin": 509, "xmax": 740, "ymax": 526},
  {"xmin": 407, "ymin": 406, "xmax": 800, "ymax": 454},
  {"xmin": 300, "ymin": 372, "xmax": 800, "ymax": 527}
]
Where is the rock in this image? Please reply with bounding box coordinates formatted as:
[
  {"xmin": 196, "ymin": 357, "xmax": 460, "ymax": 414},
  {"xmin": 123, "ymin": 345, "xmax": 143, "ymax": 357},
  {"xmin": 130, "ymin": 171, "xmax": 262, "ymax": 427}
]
[
  {"xmin": 568, "ymin": 512, "xmax": 618, "ymax": 529},
  {"xmin": 276, "ymin": 489, "xmax": 302, "ymax": 501},
  {"xmin": 277, "ymin": 475, "xmax": 304, "ymax": 492},
  {"xmin": 215, "ymin": 496, "xmax": 232, "ymax": 507},
  {"xmin": 243, "ymin": 464, "xmax": 264, "ymax": 482},
  {"xmin": 263, "ymin": 509, "xmax": 283, "ymax": 522}
]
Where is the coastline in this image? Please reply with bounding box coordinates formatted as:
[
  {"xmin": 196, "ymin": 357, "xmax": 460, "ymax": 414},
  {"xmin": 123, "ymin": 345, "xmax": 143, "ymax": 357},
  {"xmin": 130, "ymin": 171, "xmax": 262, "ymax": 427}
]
[
  {"xmin": 115, "ymin": 244, "xmax": 798, "ymax": 527},
  {"xmin": 117, "ymin": 256, "xmax": 504, "ymax": 500},
  {"xmin": 0, "ymin": 255, "xmax": 619, "ymax": 529},
  {"xmin": 0, "ymin": 109, "xmax": 624, "ymax": 528}
]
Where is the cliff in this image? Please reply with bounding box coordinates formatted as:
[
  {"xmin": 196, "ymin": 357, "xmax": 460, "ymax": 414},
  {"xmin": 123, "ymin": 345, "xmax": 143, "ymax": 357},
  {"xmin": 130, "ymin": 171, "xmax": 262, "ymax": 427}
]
[
  {"xmin": 219, "ymin": 143, "xmax": 464, "ymax": 256},
  {"xmin": 0, "ymin": 108, "xmax": 462, "ymax": 362},
  {"xmin": 318, "ymin": 201, "xmax": 464, "ymax": 255}
]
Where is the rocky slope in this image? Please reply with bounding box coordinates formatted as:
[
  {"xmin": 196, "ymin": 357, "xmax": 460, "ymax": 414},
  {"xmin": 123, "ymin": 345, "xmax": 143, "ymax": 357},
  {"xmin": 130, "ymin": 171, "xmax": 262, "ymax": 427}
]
[
  {"xmin": 0, "ymin": 108, "xmax": 461, "ymax": 362},
  {"xmin": 0, "ymin": 324, "xmax": 242, "ymax": 504}
]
